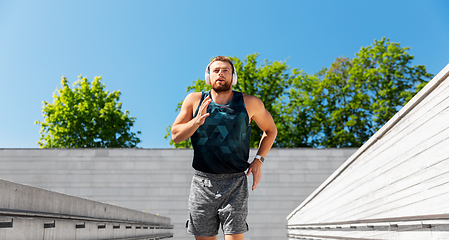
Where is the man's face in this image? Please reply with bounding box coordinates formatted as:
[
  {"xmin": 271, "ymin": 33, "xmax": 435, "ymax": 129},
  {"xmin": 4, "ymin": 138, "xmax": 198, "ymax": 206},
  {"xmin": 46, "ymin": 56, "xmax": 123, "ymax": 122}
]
[{"xmin": 209, "ymin": 61, "xmax": 233, "ymax": 92}]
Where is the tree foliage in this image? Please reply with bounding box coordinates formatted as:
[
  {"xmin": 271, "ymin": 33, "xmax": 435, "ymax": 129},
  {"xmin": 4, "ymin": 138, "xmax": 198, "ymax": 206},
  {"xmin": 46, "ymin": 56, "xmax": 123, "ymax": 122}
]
[
  {"xmin": 232, "ymin": 54, "xmax": 292, "ymax": 148},
  {"xmin": 36, "ymin": 75, "xmax": 141, "ymax": 148},
  {"xmin": 166, "ymin": 38, "xmax": 433, "ymax": 148},
  {"xmin": 307, "ymin": 38, "xmax": 432, "ymax": 147}
]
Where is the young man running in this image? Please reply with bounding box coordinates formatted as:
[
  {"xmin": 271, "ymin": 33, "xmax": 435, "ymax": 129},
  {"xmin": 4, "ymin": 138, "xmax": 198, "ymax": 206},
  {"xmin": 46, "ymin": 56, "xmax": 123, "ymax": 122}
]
[{"xmin": 171, "ymin": 56, "xmax": 277, "ymax": 240}]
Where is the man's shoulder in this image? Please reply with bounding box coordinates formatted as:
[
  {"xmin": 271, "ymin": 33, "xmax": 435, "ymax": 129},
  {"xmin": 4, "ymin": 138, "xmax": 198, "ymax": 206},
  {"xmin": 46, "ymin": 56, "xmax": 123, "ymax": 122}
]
[
  {"xmin": 242, "ymin": 93, "xmax": 262, "ymax": 104},
  {"xmin": 186, "ymin": 91, "xmax": 203, "ymax": 98},
  {"xmin": 184, "ymin": 92, "xmax": 203, "ymax": 103},
  {"xmin": 242, "ymin": 93, "xmax": 265, "ymax": 111}
]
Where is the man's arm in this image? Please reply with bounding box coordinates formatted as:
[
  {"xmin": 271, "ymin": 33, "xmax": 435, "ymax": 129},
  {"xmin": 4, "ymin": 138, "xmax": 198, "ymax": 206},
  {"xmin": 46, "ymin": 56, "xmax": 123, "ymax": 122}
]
[
  {"xmin": 171, "ymin": 93, "xmax": 211, "ymax": 144},
  {"xmin": 244, "ymin": 95, "xmax": 277, "ymax": 191}
]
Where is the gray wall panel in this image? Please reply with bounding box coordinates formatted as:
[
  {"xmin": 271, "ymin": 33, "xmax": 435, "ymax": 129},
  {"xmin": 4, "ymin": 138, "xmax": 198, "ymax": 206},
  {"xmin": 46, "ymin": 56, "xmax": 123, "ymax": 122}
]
[{"xmin": 0, "ymin": 148, "xmax": 356, "ymax": 240}]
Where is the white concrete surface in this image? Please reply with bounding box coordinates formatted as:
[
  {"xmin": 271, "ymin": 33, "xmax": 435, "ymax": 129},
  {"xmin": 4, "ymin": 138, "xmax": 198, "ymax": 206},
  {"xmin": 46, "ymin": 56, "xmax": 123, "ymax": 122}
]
[
  {"xmin": 287, "ymin": 64, "xmax": 449, "ymax": 239},
  {"xmin": 0, "ymin": 148, "xmax": 356, "ymax": 240}
]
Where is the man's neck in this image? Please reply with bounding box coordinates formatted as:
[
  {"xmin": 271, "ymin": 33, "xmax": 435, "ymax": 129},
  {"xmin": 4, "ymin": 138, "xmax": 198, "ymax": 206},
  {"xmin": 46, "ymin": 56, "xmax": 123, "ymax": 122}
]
[{"xmin": 210, "ymin": 89, "xmax": 233, "ymax": 105}]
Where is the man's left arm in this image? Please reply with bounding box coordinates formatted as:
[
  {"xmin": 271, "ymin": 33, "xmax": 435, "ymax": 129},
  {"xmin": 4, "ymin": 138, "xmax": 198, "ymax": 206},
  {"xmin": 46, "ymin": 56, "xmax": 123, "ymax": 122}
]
[{"xmin": 245, "ymin": 96, "xmax": 277, "ymax": 191}]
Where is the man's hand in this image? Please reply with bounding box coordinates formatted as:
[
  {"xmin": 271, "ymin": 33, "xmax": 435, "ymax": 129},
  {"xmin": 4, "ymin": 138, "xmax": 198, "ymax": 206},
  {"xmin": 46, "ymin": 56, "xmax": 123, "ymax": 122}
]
[
  {"xmin": 246, "ymin": 159, "xmax": 262, "ymax": 191},
  {"xmin": 171, "ymin": 93, "xmax": 211, "ymax": 144},
  {"xmin": 194, "ymin": 96, "xmax": 211, "ymax": 126}
]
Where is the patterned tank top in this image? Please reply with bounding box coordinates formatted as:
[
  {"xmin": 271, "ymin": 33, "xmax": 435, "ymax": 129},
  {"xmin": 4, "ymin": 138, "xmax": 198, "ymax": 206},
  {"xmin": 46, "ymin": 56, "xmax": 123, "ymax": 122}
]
[{"xmin": 191, "ymin": 91, "xmax": 252, "ymax": 173}]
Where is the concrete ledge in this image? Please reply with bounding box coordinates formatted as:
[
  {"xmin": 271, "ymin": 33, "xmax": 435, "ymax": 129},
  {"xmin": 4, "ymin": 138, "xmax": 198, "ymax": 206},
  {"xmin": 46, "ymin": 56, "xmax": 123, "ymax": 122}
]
[
  {"xmin": 0, "ymin": 179, "xmax": 170, "ymax": 226},
  {"xmin": 0, "ymin": 179, "xmax": 172, "ymax": 240}
]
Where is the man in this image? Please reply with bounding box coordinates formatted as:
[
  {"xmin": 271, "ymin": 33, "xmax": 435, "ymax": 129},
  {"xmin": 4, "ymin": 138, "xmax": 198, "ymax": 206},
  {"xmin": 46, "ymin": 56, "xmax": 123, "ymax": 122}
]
[{"xmin": 171, "ymin": 56, "xmax": 277, "ymax": 240}]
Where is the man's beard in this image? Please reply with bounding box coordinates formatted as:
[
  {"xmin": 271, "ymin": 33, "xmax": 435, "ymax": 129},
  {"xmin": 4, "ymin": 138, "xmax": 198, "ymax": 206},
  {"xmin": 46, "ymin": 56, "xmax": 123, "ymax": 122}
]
[{"xmin": 211, "ymin": 81, "xmax": 232, "ymax": 93}]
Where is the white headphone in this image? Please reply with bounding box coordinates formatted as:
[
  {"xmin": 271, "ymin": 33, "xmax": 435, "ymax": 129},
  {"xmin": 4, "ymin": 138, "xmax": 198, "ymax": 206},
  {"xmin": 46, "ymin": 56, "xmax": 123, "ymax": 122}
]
[{"xmin": 205, "ymin": 62, "xmax": 238, "ymax": 85}]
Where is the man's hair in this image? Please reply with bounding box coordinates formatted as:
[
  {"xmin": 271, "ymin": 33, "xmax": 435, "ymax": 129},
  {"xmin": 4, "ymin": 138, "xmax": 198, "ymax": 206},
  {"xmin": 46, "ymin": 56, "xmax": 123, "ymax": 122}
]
[{"xmin": 208, "ymin": 56, "xmax": 235, "ymax": 74}]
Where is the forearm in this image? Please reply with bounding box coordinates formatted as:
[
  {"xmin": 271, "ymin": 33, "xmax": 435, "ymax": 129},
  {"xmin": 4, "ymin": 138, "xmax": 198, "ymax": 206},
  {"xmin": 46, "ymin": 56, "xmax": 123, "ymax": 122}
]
[
  {"xmin": 256, "ymin": 128, "xmax": 277, "ymax": 157},
  {"xmin": 171, "ymin": 120, "xmax": 200, "ymax": 144},
  {"xmin": 248, "ymin": 128, "xmax": 276, "ymax": 191}
]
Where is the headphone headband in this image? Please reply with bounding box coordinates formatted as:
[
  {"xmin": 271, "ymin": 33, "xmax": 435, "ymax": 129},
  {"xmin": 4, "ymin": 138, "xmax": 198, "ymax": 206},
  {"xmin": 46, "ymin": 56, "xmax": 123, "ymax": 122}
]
[{"xmin": 205, "ymin": 62, "xmax": 238, "ymax": 85}]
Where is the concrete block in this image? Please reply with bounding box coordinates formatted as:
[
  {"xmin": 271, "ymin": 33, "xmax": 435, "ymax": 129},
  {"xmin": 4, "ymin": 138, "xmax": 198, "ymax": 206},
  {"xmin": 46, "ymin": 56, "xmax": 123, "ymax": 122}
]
[
  {"xmin": 330, "ymin": 161, "xmax": 345, "ymax": 169},
  {"xmin": 55, "ymin": 161, "xmax": 79, "ymax": 170},
  {"xmin": 328, "ymin": 149, "xmax": 344, "ymax": 157},
  {"xmin": 305, "ymin": 174, "xmax": 329, "ymax": 183},
  {"xmin": 264, "ymin": 148, "xmax": 279, "ymax": 156},
  {"xmin": 262, "ymin": 160, "xmax": 280, "ymax": 170},
  {"xmin": 10, "ymin": 161, "xmax": 31, "ymax": 170},
  {"xmin": 302, "ymin": 149, "xmax": 320, "ymax": 157},
  {"xmin": 1, "ymin": 150, "xmax": 16, "ymax": 157},
  {"xmin": 119, "ymin": 162, "xmax": 135, "ymax": 170},
  {"xmin": 107, "ymin": 149, "xmax": 122, "ymax": 157},
  {"xmin": 115, "ymin": 149, "xmax": 136, "ymax": 157},
  {"xmin": 134, "ymin": 162, "xmax": 149, "ymax": 170},
  {"xmin": 308, "ymin": 156, "xmax": 329, "ymax": 162},
  {"xmin": 0, "ymin": 161, "xmax": 15, "ymax": 169},
  {"xmin": 277, "ymin": 149, "xmax": 305, "ymax": 157},
  {"xmin": 130, "ymin": 188, "xmax": 154, "ymax": 196},
  {"xmin": 13, "ymin": 150, "xmax": 32, "ymax": 157},
  {"xmin": 66, "ymin": 150, "xmax": 83, "ymax": 157},
  {"xmin": 94, "ymin": 149, "xmax": 109, "ymax": 157},
  {"xmin": 78, "ymin": 188, "xmax": 94, "ymax": 196},
  {"xmin": 29, "ymin": 150, "xmax": 43, "ymax": 157},
  {"xmin": 317, "ymin": 161, "xmax": 333, "ymax": 169},
  {"xmin": 261, "ymin": 174, "xmax": 279, "ymax": 184},
  {"xmin": 147, "ymin": 162, "xmax": 162, "ymax": 169},
  {"xmin": 146, "ymin": 150, "xmax": 163, "ymax": 157},
  {"xmin": 280, "ymin": 174, "xmax": 307, "ymax": 183},
  {"xmin": 171, "ymin": 149, "xmax": 193, "ymax": 157},
  {"xmin": 172, "ymin": 174, "xmax": 191, "ymax": 183},
  {"xmin": 306, "ymin": 161, "xmax": 320, "ymax": 170},
  {"xmin": 38, "ymin": 150, "xmax": 61, "ymax": 157},
  {"xmin": 133, "ymin": 149, "xmax": 149, "ymax": 157},
  {"xmin": 160, "ymin": 150, "xmax": 175, "ymax": 157}
]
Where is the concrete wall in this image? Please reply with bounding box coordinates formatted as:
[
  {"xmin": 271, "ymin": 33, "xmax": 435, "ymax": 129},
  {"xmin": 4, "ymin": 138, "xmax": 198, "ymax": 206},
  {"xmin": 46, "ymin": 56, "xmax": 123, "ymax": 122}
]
[
  {"xmin": 0, "ymin": 148, "xmax": 357, "ymax": 240},
  {"xmin": 287, "ymin": 64, "xmax": 449, "ymax": 239},
  {"xmin": 0, "ymin": 178, "xmax": 172, "ymax": 240}
]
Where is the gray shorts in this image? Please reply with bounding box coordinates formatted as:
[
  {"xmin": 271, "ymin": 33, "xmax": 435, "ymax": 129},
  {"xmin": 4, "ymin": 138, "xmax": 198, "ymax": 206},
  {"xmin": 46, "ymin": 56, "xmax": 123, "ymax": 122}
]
[{"xmin": 187, "ymin": 170, "xmax": 249, "ymax": 236}]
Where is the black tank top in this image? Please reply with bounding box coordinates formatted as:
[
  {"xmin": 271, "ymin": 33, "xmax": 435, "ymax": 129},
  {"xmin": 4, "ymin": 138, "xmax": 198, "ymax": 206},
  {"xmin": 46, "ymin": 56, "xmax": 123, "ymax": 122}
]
[{"xmin": 191, "ymin": 91, "xmax": 252, "ymax": 173}]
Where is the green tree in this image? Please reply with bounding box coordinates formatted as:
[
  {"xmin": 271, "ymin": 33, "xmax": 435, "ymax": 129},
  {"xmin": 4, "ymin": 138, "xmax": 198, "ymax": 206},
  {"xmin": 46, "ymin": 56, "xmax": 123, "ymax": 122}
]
[
  {"xmin": 35, "ymin": 75, "xmax": 141, "ymax": 148},
  {"xmin": 278, "ymin": 70, "xmax": 321, "ymax": 147},
  {"xmin": 232, "ymin": 54, "xmax": 292, "ymax": 148},
  {"xmin": 166, "ymin": 39, "xmax": 433, "ymax": 148},
  {"xmin": 296, "ymin": 38, "xmax": 433, "ymax": 147}
]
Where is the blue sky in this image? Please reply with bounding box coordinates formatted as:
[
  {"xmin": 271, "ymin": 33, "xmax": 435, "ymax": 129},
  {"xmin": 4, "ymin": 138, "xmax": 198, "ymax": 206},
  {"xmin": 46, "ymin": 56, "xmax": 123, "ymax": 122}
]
[{"xmin": 1, "ymin": 0, "xmax": 448, "ymax": 149}]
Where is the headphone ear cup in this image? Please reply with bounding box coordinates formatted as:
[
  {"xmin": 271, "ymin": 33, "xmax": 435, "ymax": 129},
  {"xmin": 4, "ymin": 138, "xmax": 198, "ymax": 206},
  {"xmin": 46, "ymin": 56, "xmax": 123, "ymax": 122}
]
[
  {"xmin": 232, "ymin": 66, "xmax": 237, "ymax": 85},
  {"xmin": 205, "ymin": 73, "xmax": 210, "ymax": 85},
  {"xmin": 205, "ymin": 64, "xmax": 210, "ymax": 85}
]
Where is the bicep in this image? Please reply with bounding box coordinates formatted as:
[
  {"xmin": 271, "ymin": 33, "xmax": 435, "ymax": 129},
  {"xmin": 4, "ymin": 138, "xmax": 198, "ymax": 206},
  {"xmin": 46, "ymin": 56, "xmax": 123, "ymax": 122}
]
[
  {"xmin": 248, "ymin": 97, "xmax": 276, "ymax": 133},
  {"xmin": 253, "ymin": 107, "xmax": 276, "ymax": 133},
  {"xmin": 172, "ymin": 93, "xmax": 198, "ymax": 128},
  {"xmin": 172, "ymin": 105, "xmax": 192, "ymax": 127}
]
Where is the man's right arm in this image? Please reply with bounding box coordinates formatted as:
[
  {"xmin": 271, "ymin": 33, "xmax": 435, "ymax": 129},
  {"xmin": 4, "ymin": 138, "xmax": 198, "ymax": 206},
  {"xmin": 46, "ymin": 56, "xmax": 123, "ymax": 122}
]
[{"xmin": 171, "ymin": 93, "xmax": 211, "ymax": 144}]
